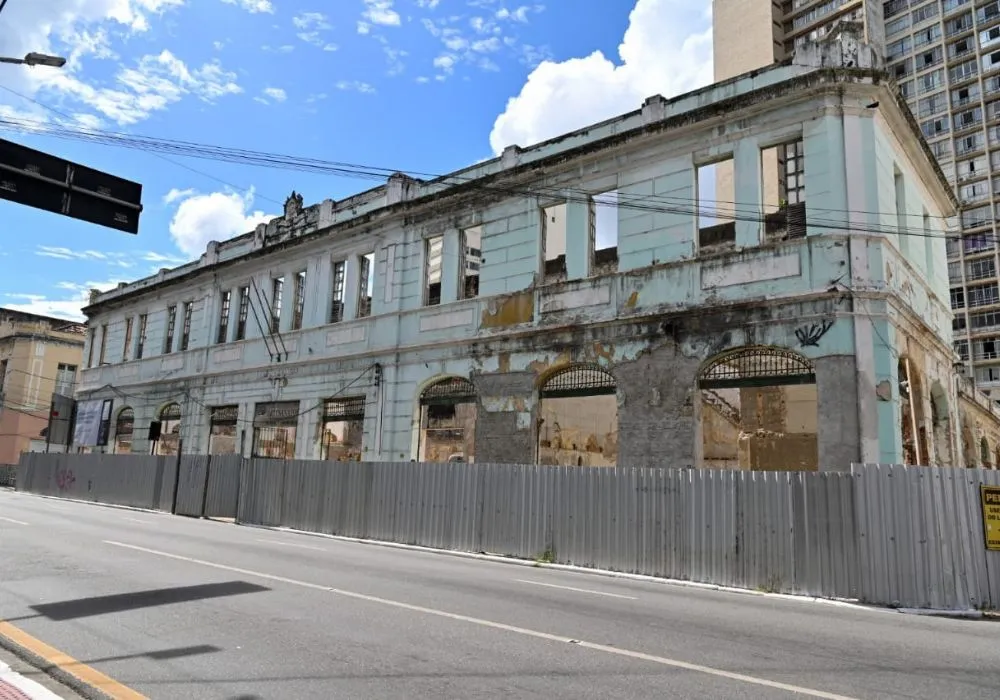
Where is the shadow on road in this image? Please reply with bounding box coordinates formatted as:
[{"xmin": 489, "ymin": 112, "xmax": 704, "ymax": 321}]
[
  {"xmin": 84, "ymin": 644, "xmax": 224, "ymax": 664},
  {"xmin": 22, "ymin": 581, "xmax": 270, "ymax": 622}
]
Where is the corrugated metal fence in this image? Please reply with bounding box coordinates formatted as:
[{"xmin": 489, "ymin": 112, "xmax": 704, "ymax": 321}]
[
  {"xmin": 0, "ymin": 464, "xmax": 15, "ymax": 488},
  {"xmin": 13, "ymin": 453, "xmax": 1000, "ymax": 611}
]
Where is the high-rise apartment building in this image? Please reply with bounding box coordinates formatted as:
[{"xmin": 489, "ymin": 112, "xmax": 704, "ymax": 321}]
[{"xmin": 714, "ymin": 0, "xmax": 1000, "ymax": 398}]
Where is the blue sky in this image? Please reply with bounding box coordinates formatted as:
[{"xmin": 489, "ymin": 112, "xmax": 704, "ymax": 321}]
[{"xmin": 0, "ymin": 0, "xmax": 712, "ymax": 320}]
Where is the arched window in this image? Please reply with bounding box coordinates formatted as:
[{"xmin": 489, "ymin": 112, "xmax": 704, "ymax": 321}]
[
  {"xmin": 114, "ymin": 408, "xmax": 134, "ymax": 455},
  {"xmin": 981, "ymin": 437, "xmax": 991, "ymax": 469},
  {"xmin": 418, "ymin": 377, "xmax": 477, "ymax": 463},
  {"xmin": 698, "ymin": 346, "xmax": 818, "ymax": 471},
  {"xmin": 538, "ymin": 364, "xmax": 618, "ymax": 467},
  {"xmin": 156, "ymin": 402, "xmax": 182, "ymax": 456}
]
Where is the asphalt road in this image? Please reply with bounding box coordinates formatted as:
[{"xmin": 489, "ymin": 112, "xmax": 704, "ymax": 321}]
[{"xmin": 1, "ymin": 490, "xmax": 998, "ymax": 700}]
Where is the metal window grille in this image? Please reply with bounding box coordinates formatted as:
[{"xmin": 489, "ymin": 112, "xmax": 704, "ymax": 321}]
[
  {"xmin": 330, "ymin": 260, "xmax": 346, "ymax": 323},
  {"xmin": 210, "ymin": 405, "xmax": 239, "ymax": 426},
  {"xmin": 136, "ymin": 314, "xmax": 147, "ymax": 359},
  {"xmin": 540, "ymin": 364, "xmax": 617, "ymax": 399},
  {"xmin": 699, "ymin": 346, "xmax": 815, "ymax": 389},
  {"xmin": 160, "ymin": 403, "xmax": 182, "ymax": 421},
  {"xmin": 164, "ymin": 306, "xmax": 176, "ymax": 353},
  {"xmin": 236, "ymin": 286, "xmax": 250, "ymax": 340},
  {"xmin": 292, "ymin": 270, "xmax": 306, "ymax": 330},
  {"xmin": 323, "ymin": 396, "xmax": 366, "ymax": 420},
  {"xmin": 420, "ymin": 377, "xmax": 477, "ymax": 405},
  {"xmin": 217, "ymin": 290, "xmax": 231, "ymax": 344},
  {"xmin": 180, "ymin": 302, "xmax": 193, "ymax": 351},
  {"xmin": 115, "ymin": 408, "xmax": 134, "ymax": 436}
]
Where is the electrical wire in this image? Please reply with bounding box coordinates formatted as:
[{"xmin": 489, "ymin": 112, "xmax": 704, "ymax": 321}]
[
  {"xmin": 0, "ymin": 85, "xmax": 286, "ymax": 207},
  {"xmin": 0, "ymin": 107, "xmax": 975, "ymax": 240}
]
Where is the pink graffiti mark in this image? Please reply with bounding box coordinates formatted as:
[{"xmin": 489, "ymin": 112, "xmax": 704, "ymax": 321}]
[{"xmin": 56, "ymin": 469, "xmax": 75, "ymax": 491}]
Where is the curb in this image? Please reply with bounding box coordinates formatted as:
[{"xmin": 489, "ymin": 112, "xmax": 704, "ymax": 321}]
[
  {"xmin": 0, "ymin": 631, "xmax": 111, "ymax": 700},
  {"xmin": 242, "ymin": 522, "xmax": 909, "ymax": 616},
  {"xmin": 20, "ymin": 493, "xmax": 163, "ymax": 516}
]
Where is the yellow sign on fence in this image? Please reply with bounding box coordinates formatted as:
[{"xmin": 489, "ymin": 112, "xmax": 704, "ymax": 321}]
[{"xmin": 981, "ymin": 486, "xmax": 1000, "ymax": 552}]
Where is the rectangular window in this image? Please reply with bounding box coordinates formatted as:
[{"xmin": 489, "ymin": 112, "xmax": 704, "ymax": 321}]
[
  {"xmin": 86, "ymin": 328, "xmax": 96, "ymax": 367},
  {"xmin": 136, "ymin": 314, "xmax": 147, "ymax": 360},
  {"xmin": 291, "ymin": 270, "xmax": 306, "ymax": 330},
  {"xmin": 329, "ymin": 260, "xmax": 346, "ymax": 323},
  {"xmin": 320, "ymin": 396, "xmax": 365, "ymax": 461},
  {"xmin": 357, "ymin": 253, "xmax": 373, "ymax": 318},
  {"xmin": 164, "ymin": 305, "xmax": 177, "ymax": 353},
  {"xmin": 894, "ymin": 170, "xmax": 907, "ymax": 239},
  {"xmin": 236, "ymin": 286, "xmax": 250, "ymax": 340},
  {"xmin": 966, "ymin": 257, "xmax": 996, "ymax": 281},
  {"xmin": 54, "ymin": 363, "xmax": 76, "ymax": 397},
  {"xmin": 912, "ymin": 2, "xmax": 939, "ymax": 24},
  {"xmin": 424, "ymin": 235, "xmax": 443, "ymax": 306},
  {"xmin": 592, "ymin": 190, "xmax": 619, "ymax": 272},
  {"xmin": 270, "ymin": 276, "xmax": 284, "ymax": 333},
  {"xmin": 122, "ymin": 317, "xmax": 134, "ymax": 362},
  {"xmin": 541, "ymin": 202, "xmax": 568, "ymax": 279},
  {"xmin": 762, "ymin": 139, "xmax": 806, "ymax": 241},
  {"xmin": 98, "ymin": 323, "xmax": 108, "ymax": 365},
  {"xmin": 179, "ymin": 301, "xmax": 193, "ymax": 351},
  {"xmin": 952, "ymin": 288, "xmax": 966, "ymax": 309},
  {"xmin": 968, "ymin": 282, "xmax": 1000, "ymax": 308},
  {"xmin": 217, "ymin": 290, "xmax": 232, "ymax": 344},
  {"xmin": 460, "ymin": 227, "xmax": 482, "ymax": 299},
  {"xmin": 697, "ymin": 157, "xmax": 736, "ymax": 249}
]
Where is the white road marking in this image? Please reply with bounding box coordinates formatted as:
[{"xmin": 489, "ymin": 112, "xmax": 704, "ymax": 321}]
[
  {"xmin": 255, "ymin": 539, "xmax": 325, "ymax": 551},
  {"xmin": 103, "ymin": 540, "xmax": 858, "ymax": 700},
  {"xmin": 0, "ymin": 516, "xmax": 28, "ymax": 525},
  {"xmin": 515, "ymin": 579, "xmax": 638, "ymax": 600}
]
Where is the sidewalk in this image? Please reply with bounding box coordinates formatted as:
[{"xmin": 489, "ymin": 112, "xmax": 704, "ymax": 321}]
[{"xmin": 0, "ymin": 662, "xmax": 62, "ymax": 700}]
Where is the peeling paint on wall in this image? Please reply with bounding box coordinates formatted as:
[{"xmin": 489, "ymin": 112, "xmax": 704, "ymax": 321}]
[{"xmin": 481, "ymin": 291, "xmax": 534, "ymax": 329}]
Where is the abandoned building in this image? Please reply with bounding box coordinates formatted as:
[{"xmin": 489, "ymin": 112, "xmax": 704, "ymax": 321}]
[{"xmin": 75, "ymin": 61, "xmax": 979, "ymax": 469}]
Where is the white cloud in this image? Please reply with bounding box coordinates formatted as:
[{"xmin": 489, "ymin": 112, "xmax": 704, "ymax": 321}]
[
  {"xmin": 4, "ymin": 279, "xmax": 129, "ymax": 321},
  {"xmin": 363, "ymin": 0, "xmax": 401, "ymax": 26},
  {"xmin": 293, "ymin": 12, "xmax": 331, "ymax": 30},
  {"xmin": 0, "ymin": 2, "xmax": 243, "ymax": 127},
  {"xmin": 293, "ymin": 11, "xmax": 338, "ymax": 50},
  {"xmin": 220, "ymin": 0, "xmax": 274, "ymax": 14},
  {"xmin": 489, "ymin": 0, "xmax": 712, "ymax": 155},
  {"xmin": 257, "ymin": 86, "xmax": 288, "ymax": 103},
  {"xmin": 166, "ymin": 188, "xmax": 274, "ymax": 257},
  {"xmin": 335, "ymin": 81, "xmax": 376, "ymax": 94},
  {"xmin": 164, "ymin": 187, "xmax": 196, "ymax": 203}
]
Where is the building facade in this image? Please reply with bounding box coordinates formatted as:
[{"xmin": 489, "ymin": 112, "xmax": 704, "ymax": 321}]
[
  {"xmin": 0, "ymin": 309, "xmax": 84, "ymax": 464},
  {"xmin": 714, "ymin": 0, "xmax": 1000, "ymax": 401},
  {"xmin": 78, "ymin": 65, "xmax": 962, "ymax": 468}
]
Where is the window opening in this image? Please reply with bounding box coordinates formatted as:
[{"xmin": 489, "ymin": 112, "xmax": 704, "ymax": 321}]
[
  {"xmin": 321, "ymin": 396, "xmax": 365, "ymax": 461},
  {"xmin": 418, "ymin": 377, "xmax": 477, "ymax": 463},
  {"xmin": 425, "ymin": 235, "xmax": 443, "ymax": 306},
  {"xmin": 460, "ymin": 226, "xmax": 481, "ymax": 299},
  {"xmin": 592, "ymin": 190, "xmax": 619, "ymax": 273},
  {"xmin": 538, "ymin": 364, "xmax": 618, "ymax": 467},
  {"xmin": 541, "ymin": 202, "xmax": 567, "ymax": 282},
  {"xmin": 698, "ymin": 157, "xmax": 736, "ymax": 249}
]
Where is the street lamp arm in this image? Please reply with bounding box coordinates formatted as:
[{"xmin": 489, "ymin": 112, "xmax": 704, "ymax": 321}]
[{"xmin": 0, "ymin": 53, "xmax": 67, "ymax": 68}]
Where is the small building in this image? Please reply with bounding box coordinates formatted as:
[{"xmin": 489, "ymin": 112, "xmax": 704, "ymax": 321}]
[
  {"xmin": 0, "ymin": 309, "xmax": 85, "ymax": 464},
  {"xmin": 77, "ymin": 61, "xmax": 976, "ymax": 468}
]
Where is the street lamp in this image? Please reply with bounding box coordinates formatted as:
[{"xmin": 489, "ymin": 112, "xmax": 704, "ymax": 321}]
[{"xmin": 0, "ymin": 52, "xmax": 67, "ymax": 68}]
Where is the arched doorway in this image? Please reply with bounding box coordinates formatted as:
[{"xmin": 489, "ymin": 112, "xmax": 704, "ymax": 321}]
[
  {"xmin": 114, "ymin": 407, "xmax": 134, "ymax": 454},
  {"xmin": 418, "ymin": 377, "xmax": 477, "ymax": 462},
  {"xmin": 698, "ymin": 346, "xmax": 818, "ymax": 471},
  {"xmin": 537, "ymin": 364, "xmax": 618, "ymax": 467},
  {"xmin": 155, "ymin": 403, "xmax": 182, "ymax": 456}
]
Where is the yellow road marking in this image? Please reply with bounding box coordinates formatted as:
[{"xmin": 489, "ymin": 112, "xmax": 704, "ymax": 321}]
[{"xmin": 0, "ymin": 621, "xmax": 147, "ymax": 700}]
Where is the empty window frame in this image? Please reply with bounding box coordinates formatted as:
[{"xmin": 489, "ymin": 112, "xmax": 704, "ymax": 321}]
[
  {"xmin": 179, "ymin": 301, "xmax": 193, "ymax": 351},
  {"xmin": 86, "ymin": 328, "xmax": 96, "ymax": 367},
  {"xmin": 541, "ymin": 202, "xmax": 567, "ymax": 279},
  {"xmin": 164, "ymin": 305, "xmax": 177, "ymax": 353},
  {"xmin": 122, "ymin": 317, "xmax": 134, "ymax": 362},
  {"xmin": 291, "ymin": 270, "xmax": 306, "ymax": 330},
  {"xmin": 236, "ymin": 286, "xmax": 250, "ymax": 340},
  {"xmin": 591, "ymin": 190, "xmax": 619, "ymax": 272},
  {"xmin": 460, "ymin": 226, "xmax": 482, "ymax": 299},
  {"xmin": 270, "ymin": 276, "xmax": 284, "ymax": 333},
  {"xmin": 424, "ymin": 235, "xmax": 443, "ymax": 306},
  {"xmin": 54, "ymin": 363, "xmax": 76, "ymax": 396},
  {"xmin": 358, "ymin": 253, "xmax": 374, "ymax": 318},
  {"xmin": 697, "ymin": 157, "xmax": 736, "ymax": 249},
  {"xmin": 329, "ymin": 260, "xmax": 346, "ymax": 323},
  {"xmin": 98, "ymin": 323, "xmax": 108, "ymax": 365},
  {"xmin": 136, "ymin": 314, "xmax": 147, "ymax": 359},
  {"xmin": 217, "ymin": 290, "xmax": 231, "ymax": 344},
  {"xmin": 762, "ymin": 140, "xmax": 806, "ymax": 241}
]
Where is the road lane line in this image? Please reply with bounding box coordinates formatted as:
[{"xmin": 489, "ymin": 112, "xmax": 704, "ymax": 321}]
[
  {"xmin": 515, "ymin": 579, "xmax": 638, "ymax": 600},
  {"xmin": 255, "ymin": 539, "xmax": 325, "ymax": 551},
  {"xmin": 103, "ymin": 540, "xmax": 858, "ymax": 700},
  {"xmin": 122, "ymin": 517, "xmax": 150, "ymax": 524},
  {"xmin": 0, "ymin": 516, "xmax": 28, "ymax": 526},
  {"xmin": 0, "ymin": 621, "xmax": 146, "ymax": 700}
]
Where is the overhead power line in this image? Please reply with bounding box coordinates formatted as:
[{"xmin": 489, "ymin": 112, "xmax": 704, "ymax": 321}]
[{"xmin": 0, "ymin": 111, "xmax": 975, "ymax": 243}]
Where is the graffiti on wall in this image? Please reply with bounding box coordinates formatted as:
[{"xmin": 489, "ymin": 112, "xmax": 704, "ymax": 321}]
[{"xmin": 795, "ymin": 320, "xmax": 834, "ymax": 348}]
